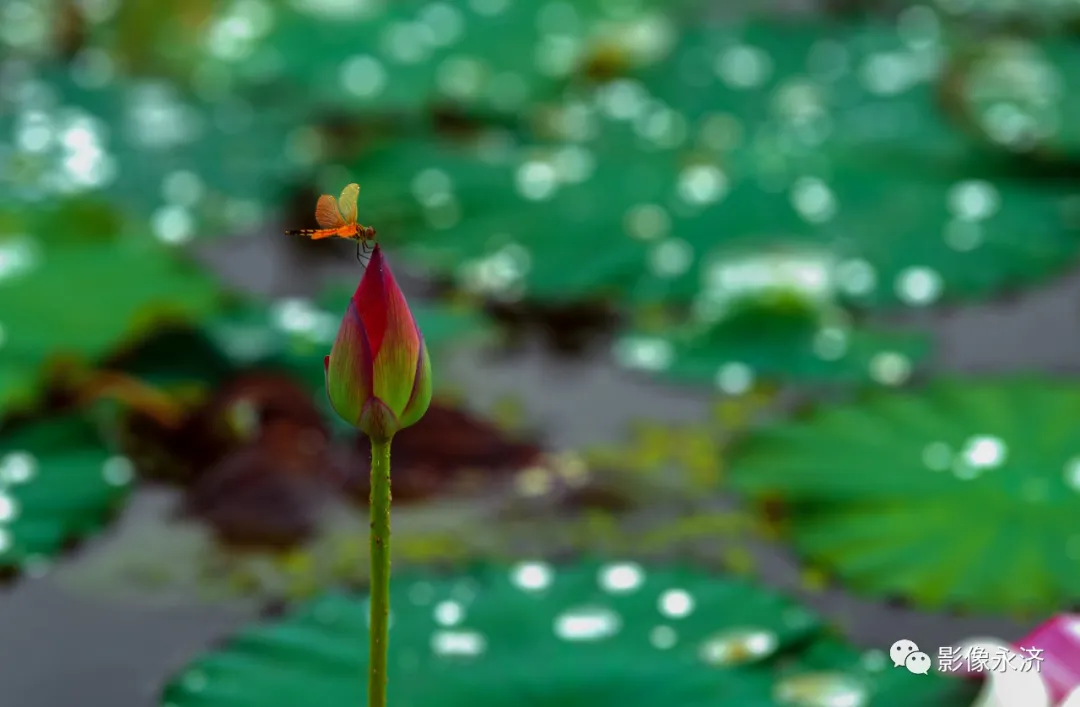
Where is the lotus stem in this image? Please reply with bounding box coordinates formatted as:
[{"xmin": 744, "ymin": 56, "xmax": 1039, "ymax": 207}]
[{"xmin": 368, "ymin": 436, "xmax": 393, "ymax": 707}]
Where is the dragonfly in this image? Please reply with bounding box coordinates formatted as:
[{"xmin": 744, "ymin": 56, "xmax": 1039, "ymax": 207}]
[{"xmin": 285, "ymin": 183, "xmax": 377, "ymax": 262}]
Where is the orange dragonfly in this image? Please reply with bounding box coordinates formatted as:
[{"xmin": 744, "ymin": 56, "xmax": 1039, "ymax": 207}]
[{"xmin": 285, "ymin": 183, "xmax": 377, "ymax": 262}]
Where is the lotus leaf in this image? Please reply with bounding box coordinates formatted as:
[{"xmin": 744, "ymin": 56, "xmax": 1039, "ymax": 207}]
[{"xmin": 731, "ymin": 377, "xmax": 1080, "ymax": 614}]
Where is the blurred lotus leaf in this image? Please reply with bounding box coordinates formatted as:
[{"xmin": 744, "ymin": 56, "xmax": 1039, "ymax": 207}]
[
  {"xmin": 616, "ymin": 306, "xmax": 930, "ymax": 390},
  {"xmin": 0, "ymin": 0, "xmax": 86, "ymax": 61},
  {"xmin": 364, "ymin": 134, "xmax": 708, "ymax": 303},
  {"xmin": 628, "ymin": 18, "xmax": 961, "ymax": 152},
  {"xmin": 107, "ymin": 324, "xmax": 237, "ymax": 389},
  {"xmin": 0, "ymin": 66, "xmax": 304, "ymax": 241},
  {"xmin": 200, "ymin": 298, "xmax": 342, "ymax": 396},
  {"xmin": 0, "ymin": 233, "xmax": 223, "ymax": 415},
  {"xmin": 731, "ymin": 377, "xmax": 1080, "ymax": 615},
  {"xmin": 627, "ymin": 20, "xmax": 1080, "ymax": 307},
  {"xmin": 117, "ymin": 369, "xmax": 330, "ymax": 486},
  {"xmin": 627, "ymin": 142, "xmax": 1080, "ymax": 310},
  {"xmin": 194, "ymin": 0, "xmax": 682, "ymax": 121},
  {"xmin": 153, "ymin": 389, "xmax": 546, "ymax": 544},
  {"xmin": 941, "ymin": 36, "xmax": 1080, "ymax": 161},
  {"xmin": 777, "ymin": 638, "xmax": 980, "ymax": 707},
  {"xmin": 0, "ymin": 414, "xmax": 134, "ymax": 578},
  {"xmin": 352, "ymin": 82, "xmax": 1080, "ymax": 324},
  {"xmin": 116, "ymin": 386, "xmax": 545, "ymax": 552},
  {"xmin": 92, "ymin": 0, "xmax": 215, "ymax": 79},
  {"xmin": 179, "ymin": 411, "xmax": 346, "ymax": 550},
  {"xmin": 929, "ymin": 0, "xmax": 1080, "ymax": 33},
  {"xmin": 104, "ymin": 316, "xmax": 335, "ymax": 489},
  {"xmin": 159, "ymin": 560, "xmax": 976, "ymax": 707}
]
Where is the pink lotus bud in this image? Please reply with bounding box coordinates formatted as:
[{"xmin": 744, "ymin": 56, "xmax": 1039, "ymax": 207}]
[
  {"xmin": 1013, "ymin": 615, "xmax": 1079, "ymax": 705},
  {"xmin": 324, "ymin": 245, "xmax": 432, "ymax": 442}
]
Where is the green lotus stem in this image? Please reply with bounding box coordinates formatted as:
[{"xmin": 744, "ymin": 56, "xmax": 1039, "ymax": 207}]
[
  {"xmin": 368, "ymin": 436, "xmax": 392, "ymax": 707},
  {"xmin": 320, "ymin": 241, "xmax": 431, "ymax": 706}
]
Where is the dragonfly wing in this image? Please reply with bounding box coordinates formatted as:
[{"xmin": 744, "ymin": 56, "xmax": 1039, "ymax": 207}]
[
  {"xmin": 315, "ymin": 195, "xmax": 346, "ymax": 229},
  {"xmin": 338, "ymin": 183, "xmax": 360, "ymax": 225}
]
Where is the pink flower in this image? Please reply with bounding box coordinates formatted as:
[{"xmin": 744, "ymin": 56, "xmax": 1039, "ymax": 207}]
[
  {"xmin": 1013, "ymin": 615, "xmax": 1080, "ymax": 704},
  {"xmin": 324, "ymin": 245, "xmax": 432, "ymax": 442}
]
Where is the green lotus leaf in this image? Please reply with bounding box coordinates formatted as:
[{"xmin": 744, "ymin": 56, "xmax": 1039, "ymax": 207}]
[
  {"xmin": 362, "ymin": 135, "xmax": 700, "ymax": 303},
  {"xmin": 194, "ymin": 0, "xmax": 681, "ymax": 120},
  {"xmin": 943, "ymin": 37, "xmax": 1080, "ymax": 160},
  {"xmin": 352, "ymin": 25, "xmax": 1080, "ymax": 313},
  {"xmin": 731, "ymin": 377, "xmax": 1080, "ymax": 614},
  {"xmin": 930, "ymin": 0, "xmax": 1080, "ymax": 33},
  {"xmin": 0, "ymin": 234, "xmax": 223, "ymax": 415},
  {"xmin": 200, "ymin": 298, "xmax": 340, "ymax": 395},
  {"xmin": 0, "ymin": 414, "xmax": 134, "ymax": 573},
  {"xmin": 388, "ymin": 131, "xmax": 1080, "ymax": 313},
  {"xmin": 629, "ymin": 136, "xmax": 1080, "ymax": 311},
  {"xmin": 777, "ymin": 638, "xmax": 981, "ymax": 707},
  {"xmin": 607, "ymin": 20, "xmax": 1080, "ymax": 309},
  {"xmin": 0, "ymin": 66, "xmax": 305, "ymax": 241},
  {"xmin": 0, "ymin": 362, "xmax": 37, "ymax": 418},
  {"xmin": 630, "ymin": 18, "xmax": 959, "ymax": 153},
  {"xmin": 159, "ymin": 560, "xmax": 976, "ymax": 707},
  {"xmin": 616, "ymin": 309, "xmax": 930, "ymax": 389}
]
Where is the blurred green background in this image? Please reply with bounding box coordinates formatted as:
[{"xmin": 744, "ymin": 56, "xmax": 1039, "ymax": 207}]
[{"xmin": 3, "ymin": 0, "xmax": 1080, "ymax": 705}]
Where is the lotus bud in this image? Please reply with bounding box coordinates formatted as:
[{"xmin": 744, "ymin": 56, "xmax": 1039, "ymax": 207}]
[{"xmin": 324, "ymin": 245, "xmax": 432, "ymax": 442}]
